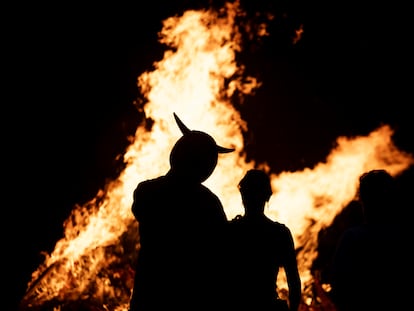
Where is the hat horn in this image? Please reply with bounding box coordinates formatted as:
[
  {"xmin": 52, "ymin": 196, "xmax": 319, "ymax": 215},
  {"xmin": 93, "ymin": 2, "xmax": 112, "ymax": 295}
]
[
  {"xmin": 216, "ymin": 145, "xmax": 235, "ymax": 153},
  {"xmin": 173, "ymin": 112, "xmax": 234, "ymax": 154},
  {"xmin": 173, "ymin": 112, "xmax": 191, "ymax": 134}
]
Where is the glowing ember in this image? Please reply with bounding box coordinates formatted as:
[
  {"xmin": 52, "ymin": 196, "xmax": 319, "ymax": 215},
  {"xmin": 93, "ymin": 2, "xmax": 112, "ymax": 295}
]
[{"xmin": 20, "ymin": 1, "xmax": 414, "ymax": 310}]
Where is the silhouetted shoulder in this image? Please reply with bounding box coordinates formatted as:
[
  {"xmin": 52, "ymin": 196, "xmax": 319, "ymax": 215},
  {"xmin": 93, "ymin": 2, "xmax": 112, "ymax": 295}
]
[
  {"xmin": 230, "ymin": 215, "xmax": 290, "ymax": 233},
  {"xmin": 131, "ymin": 176, "xmax": 168, "ymax": 219}
]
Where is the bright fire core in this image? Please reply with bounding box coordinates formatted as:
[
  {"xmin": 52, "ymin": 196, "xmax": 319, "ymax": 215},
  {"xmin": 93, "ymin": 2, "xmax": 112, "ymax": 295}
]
[{"xmin": 21, "ymin": 2, "xmax": 414, "ymax": 311}]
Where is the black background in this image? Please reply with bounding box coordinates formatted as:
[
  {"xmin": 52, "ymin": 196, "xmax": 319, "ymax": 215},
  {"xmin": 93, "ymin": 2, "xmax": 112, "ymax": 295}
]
[{"xmin": 4, "ymin": 1, "xmax": 413, "ymax": 310}]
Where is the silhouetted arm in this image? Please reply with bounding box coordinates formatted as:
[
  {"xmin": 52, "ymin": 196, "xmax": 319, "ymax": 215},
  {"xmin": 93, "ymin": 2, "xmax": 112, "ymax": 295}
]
[{"xmin": 283, "ymin": 227, "xmax": 302, "ymax": 311}]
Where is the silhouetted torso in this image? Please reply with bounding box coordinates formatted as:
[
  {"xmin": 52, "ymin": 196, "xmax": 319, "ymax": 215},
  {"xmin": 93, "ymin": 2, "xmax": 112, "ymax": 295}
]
[
  {"xmin": 129, "ymin": 172, "xmax": 228, "ymax": 311},
  {"xmin": 228, "ymin": 214, "xmax": 297, "ymax": 311},
  {"xmin": 331, "ymin": 222, "xmax": 406, "ymax": 310}
]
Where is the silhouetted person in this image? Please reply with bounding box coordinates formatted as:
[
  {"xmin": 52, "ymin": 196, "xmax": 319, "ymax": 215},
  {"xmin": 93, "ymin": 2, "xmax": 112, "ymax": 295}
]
[
  {"xmin": 227, "ymin": 169, "xmax": 302, "ymax": 311},
  {"xmin": 330, "ymin": 169, "xmax": 408, "ymax": 311},
  {"xmin": 128, "ymin": 113, "xmax": 234, "ymax": 311},
  {"xmin": 312, "ymin": 199, "xmax": 364, "ymax": 285}
]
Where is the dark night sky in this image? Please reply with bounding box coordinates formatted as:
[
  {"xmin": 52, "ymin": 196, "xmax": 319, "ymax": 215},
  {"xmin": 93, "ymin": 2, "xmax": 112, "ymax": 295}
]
[{"xmin": 4, "ymin": 1, "xmax": 413, "ymax": 310}]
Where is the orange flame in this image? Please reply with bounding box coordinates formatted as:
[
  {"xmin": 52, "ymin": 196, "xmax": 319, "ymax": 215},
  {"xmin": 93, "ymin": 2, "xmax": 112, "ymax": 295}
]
[{"xmin": 20, "ymin": 1, "xmax": 414, "ymax": 310}]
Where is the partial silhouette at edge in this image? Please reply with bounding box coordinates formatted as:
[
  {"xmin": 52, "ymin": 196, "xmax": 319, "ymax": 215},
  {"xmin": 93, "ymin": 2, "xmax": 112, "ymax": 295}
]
[{"xmin": 329, "ymin": 169, "xmax": 409, "ymax": 311}]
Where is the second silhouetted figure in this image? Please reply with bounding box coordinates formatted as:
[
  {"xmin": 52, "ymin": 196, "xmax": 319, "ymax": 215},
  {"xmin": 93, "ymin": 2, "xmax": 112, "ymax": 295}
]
[{"xmin": 228, "ymin": 169, "xmax": 302, "ymax": 311}]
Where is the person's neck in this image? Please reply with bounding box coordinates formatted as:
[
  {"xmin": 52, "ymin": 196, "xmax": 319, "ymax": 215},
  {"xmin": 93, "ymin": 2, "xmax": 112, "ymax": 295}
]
[{"xmin": 244, "ymin": 210, "xmax": 266, "ymax": 220}]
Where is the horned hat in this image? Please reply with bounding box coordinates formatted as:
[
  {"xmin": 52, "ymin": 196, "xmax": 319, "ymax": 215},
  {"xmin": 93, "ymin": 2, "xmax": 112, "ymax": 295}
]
[{"xmin": 169, "ymin": 113, "xmax": 234, "ymax": 183}]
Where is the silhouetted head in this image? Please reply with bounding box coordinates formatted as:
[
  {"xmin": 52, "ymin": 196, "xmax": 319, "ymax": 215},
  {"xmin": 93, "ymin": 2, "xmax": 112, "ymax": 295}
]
[
  {"xmin": 169, "ymin": 113, "xmax": 234, "ymax": 183},
  {"xmin": 358, "ymin": 169, "xmax": 395, "ymax": 223},
  {"xmin": 238, "ymin": 169, "xmax": 272, "ymax": 214}
]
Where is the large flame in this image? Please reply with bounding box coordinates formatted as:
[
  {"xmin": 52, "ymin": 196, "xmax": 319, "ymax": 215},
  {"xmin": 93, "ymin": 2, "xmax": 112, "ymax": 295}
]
[{"xmin": 20, "ymin": 2, "xmax": 414, "ymax": 310}]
